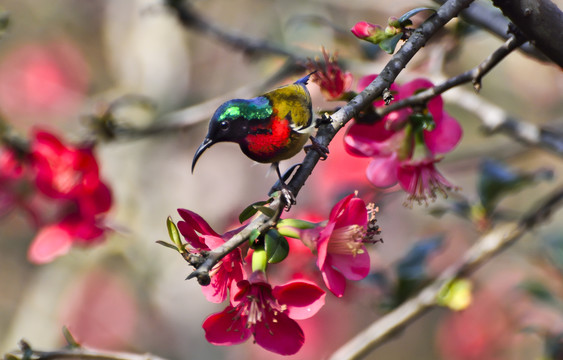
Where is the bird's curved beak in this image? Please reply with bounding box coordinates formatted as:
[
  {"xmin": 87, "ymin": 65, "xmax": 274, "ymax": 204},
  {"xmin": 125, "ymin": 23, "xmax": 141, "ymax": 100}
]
[{"xmin": 191, "ymin": 137, "xmax": 214, "ymax": 173}]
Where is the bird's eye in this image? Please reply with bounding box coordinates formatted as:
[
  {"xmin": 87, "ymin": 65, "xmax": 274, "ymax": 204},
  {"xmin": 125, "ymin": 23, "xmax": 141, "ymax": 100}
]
[{"xmin": 220, "ymin": 121, "xmax": 229, "ymax": 131}]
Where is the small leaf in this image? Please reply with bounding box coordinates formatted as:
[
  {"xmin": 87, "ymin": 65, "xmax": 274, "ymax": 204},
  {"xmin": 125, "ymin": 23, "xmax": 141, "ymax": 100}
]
[
  {"xmin": 248, "ymin": 228, "xmax": 261, "ymax": 246},
  {"xmin": 156, "ymin": 240, "xmax": 180, "ymax": 252},
  {"xmin": 398, "ymin": 7, "xmax": 436, "ymax": 24},
  {"xmin": 264, "ymin": 229, "xmax": 290, "ymax": 264},
  {"xmin": 62, "ymin": 326, "xmax": 80, "ymax": 348},
  {"xmin": 252, "ymin": 248, "xmax": 268, "ymax": 272},
  {"xmin": 255, "ymin": 205, "xmax": 276, "ymax": 218},
  {"xmin": 379, "ymin": 33, "xmax": 403, "ymax": 54},
  {"xmin": 409, "ymin": 112, "xmax": 435, "ymax": 132},
  {"xmin": 437, "ymin": 278, "xmax": 473, "ymax": 311},
  {"xmin": 239, "ymin": 199, "xmax": 272, "ymax": 223},
  {"xmin": 519, "ymin": 280, "xmax": 558, "ymax": 306},
  {"xmin": 277, "ymin": 219, "xmax": 317, "ymax": 229},
  {"xmin": 478, "ymin": 159, "xmax": 553, "ymax": 213},
  {"xmin": 394, "ymin": 236, "xmax": 443, "ymax": 304},
  {"xmin": 166, "ymin": 216, "xmax": 184, "ymax": 252}
]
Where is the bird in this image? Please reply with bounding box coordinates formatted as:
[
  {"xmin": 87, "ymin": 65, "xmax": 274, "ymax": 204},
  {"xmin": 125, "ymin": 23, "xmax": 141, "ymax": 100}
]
[{"xmin": 191, "ymin": 72, "xmax": 326, "ymax": 207}]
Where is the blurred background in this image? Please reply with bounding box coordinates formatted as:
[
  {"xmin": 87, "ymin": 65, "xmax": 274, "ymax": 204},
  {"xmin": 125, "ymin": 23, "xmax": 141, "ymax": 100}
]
[{"xmin": 0, "ymin": 0, "xmax": 562, "ymax": 359}]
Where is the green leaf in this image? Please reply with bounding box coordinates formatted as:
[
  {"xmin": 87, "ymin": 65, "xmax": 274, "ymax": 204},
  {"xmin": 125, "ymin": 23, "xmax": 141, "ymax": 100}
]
[
  {"xmin": 239, "ymin": 199, "xmax": 272, "ymax": 223},
  {"xmin": 394, "ymin": 236, "xmax": 443, "ymax": 304},
  {"xmin": 409, "ymin": 112, "xmax": 435, "ymax": 132},
  {"xmin": 248, "ymin": 228, "xmax": 261, "ymax": 246},
  {"xmin": 277, "ymin": 219, "xmax": 317, "ymax": 229},
  {"xmin": 166, "ymin": 216, "xmax": 184, "ymax": 252},
  {"xmin": 379, "ymin": 33, "xmax": 403, "ymax": 54},
  {"xmin": 62, "ymin": 326, "xmax": 80, "ymax": 348},
  {"xmin": 252, "ymin": 248, "xmax": 267, "ymax": 272},
  {"xmin": 264, "ymin": 229, "xmax": 289, "ymax": 264},
  {"xmin": 156, "ymin": 240, "xmax": 180, "ymax": 252},
  {"xmin": 398, "ymin": 7, "xmax": 436, "ymax": 24},
  {"xmin": 519, "ymin": 280, "xmax": 558, "ymax": 306},
  {"xmin": 478, "ymin": 159, "xmax": 553, "ymax": 213},
  {"xmin": 255, "ymin": 205, "xmax": 276, "ymax": 218}
]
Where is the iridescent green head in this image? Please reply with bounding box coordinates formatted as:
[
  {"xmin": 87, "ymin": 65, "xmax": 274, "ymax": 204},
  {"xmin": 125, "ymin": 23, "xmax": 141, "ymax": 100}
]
[{"xmin": 191, "ymin": 97, "xmax": 272, "ymax": 172}]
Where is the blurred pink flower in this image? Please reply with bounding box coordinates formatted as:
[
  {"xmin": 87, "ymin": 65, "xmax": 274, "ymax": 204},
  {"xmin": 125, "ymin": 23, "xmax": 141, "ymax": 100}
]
[
  {"xmin": 345, "ymin": 75, "xmax": 462, "ymax": 205},
  {"xmin": 350, "ymin": 21, "xmax": 382, "ymax": 40},
  {"xmin": 177, "ymin": 208, "xmax": 245, "ymax": 303},
  {"xmin": 59, "ymin": 269, "xmax": 138, "ymax": 350},
  {"xmin": 0, "ymin": 40, "xmax": 89, "ymax": 122},
  {"xmin": 203, "ymin": 271, "xmax": 325, "ymax": 355}
]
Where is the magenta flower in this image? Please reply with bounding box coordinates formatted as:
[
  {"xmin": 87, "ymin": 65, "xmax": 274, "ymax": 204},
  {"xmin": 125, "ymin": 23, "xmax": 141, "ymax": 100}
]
[
  {"xmin": 307, "ymin": 47, "xmax": 353, "ymax": 101},
  {"xmin": 315, "ymin": 194, "xmax": 379, "ymax": 297},
  {"xmin": 203, "ymin": 271, "xmax": 325, "ymax": 355},
  {"xmin": 345, "ymin": 75, "xmax": 462, "ymax": 205},
  {"xmin": 177, "ymin": 209, "xmax": 245, "ymax": 303}
]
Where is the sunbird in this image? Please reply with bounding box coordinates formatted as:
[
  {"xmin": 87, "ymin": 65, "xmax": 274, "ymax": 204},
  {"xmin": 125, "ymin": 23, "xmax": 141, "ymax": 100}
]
[{"xmin": 191, "ymin": 72, "xmax": 326, "ymax": 205}]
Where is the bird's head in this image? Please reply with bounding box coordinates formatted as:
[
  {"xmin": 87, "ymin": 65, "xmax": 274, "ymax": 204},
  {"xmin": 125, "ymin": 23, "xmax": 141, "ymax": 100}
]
[{"xmin": 192, "ymin": 97, "xmax": 272, "ymax": 172}]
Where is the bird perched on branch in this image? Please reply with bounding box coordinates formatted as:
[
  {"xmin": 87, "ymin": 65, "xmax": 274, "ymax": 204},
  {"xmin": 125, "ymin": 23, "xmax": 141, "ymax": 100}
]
[{"xmin": 191, "ymin": 72, "xmax": 327, "ymax": 207}]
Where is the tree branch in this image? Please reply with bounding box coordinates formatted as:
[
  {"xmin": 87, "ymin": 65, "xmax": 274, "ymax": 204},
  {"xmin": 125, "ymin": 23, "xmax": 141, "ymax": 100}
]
[
  {"xmin": 184, "ymin": 0, "xmax": 477, "ymax": 284},
  {"xmin": 433, "ymin": 0, "xmax": 547, "ymax": 61},
  {"xmin": 375, "ymin": 33, "xmax": 563, "ymax": 157},
  {"xmin": 5, "ymin": 339, "xmax": 168, "ymax": 360},
  {"xmin": 165, "ymin": 0, "xmax": 304, "ymax": 62},
  {"xmin": 492, "ymin": 0, "xmax": 563, "ymax": 67},
  {"xmin": 330, "ymin": 185, "xmax": 563, "ymax": 360}
]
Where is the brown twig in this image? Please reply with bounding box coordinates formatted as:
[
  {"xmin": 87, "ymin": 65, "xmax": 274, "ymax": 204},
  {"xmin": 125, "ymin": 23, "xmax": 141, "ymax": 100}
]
[{"xmin": 330, "ymin": 185, "xmax": 563, "ymax": 360}]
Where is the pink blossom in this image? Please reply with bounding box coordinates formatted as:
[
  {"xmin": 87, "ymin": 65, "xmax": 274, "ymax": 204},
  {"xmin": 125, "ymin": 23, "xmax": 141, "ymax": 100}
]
[
  {"xmin": 350, "ymin": 21, "xmax": 381, "ymax": 39},
  {"xmin": 345, "ymin": 75, "xmax": 462, "ymax": 204},
  {"xmin": 177, "ymin": 208, "xmax": 245, "ymax": 303},
  {"xmin": 202, "ymin": 271, "xmax": 325, "ymax": 355}
]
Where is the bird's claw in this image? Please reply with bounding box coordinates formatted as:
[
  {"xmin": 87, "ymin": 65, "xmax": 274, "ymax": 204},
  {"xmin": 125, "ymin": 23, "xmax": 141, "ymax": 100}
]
[
  {"xmin": 304, "ymin": 136, "xmax": 329, "ymax": 160},
  {"xmin": 280, "ymin": 186, "xmax": 296, "ymax": 211},
  {"xmin": 315, "ymin": 113, "xmax": 333, "ymax": 128}
]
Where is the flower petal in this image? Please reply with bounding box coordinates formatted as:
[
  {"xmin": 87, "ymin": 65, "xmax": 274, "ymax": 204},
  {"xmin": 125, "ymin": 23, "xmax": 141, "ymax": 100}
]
[
  {"xmin": 328, "ymin": 250, "xmax": 370, "ymax": 281},
  {"xmin": 254, "ymin": 311, "xmax": 304, "ymax": 355},
  {"xmin": 28, "ymin": 224, "xmax": 73, "ymax": 264},
  {"xmin": 273, "ymin": 280, "xmax": 326, "ymax": 320},
  {"xmin": 365, "ymin": 154, "xmax": 399, "ymax": 188},
  {"xmin": 424, "ymin": 111, "xmax": 463, "ymax": 154},
  {"xmin": 344, "ymin": 121, "xmax": 395, "ymax": 158},
  {"xmin": 321, "ymin": 264, "xmax": 347, "ymax": 297},
  {"xmin": 334, "ymin": 197, "xmax": 368, "ymax": 228},
  {"xmin": 203, "ymin": 307, "xmax": 250, "ymax": 346},
  {"xmin": 177, "ymin": 208, "xmax": 220, "ymax": 237}
]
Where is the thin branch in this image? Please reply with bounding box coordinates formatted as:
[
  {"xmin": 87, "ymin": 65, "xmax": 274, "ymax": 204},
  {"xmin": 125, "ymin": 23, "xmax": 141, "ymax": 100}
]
[
  {"xmin": 378, "ymin": 32, "xmax": 525, "ymax": 115},
  {"xmin": 444, "ymin": 87, "xmax": 563, "ymax": 156},
  {"xmin": 433, "ymin": 0, "xmax": 546, "ymax": 61},
  {"xmin": 5, "ymin": 339, "xmax": 168, "ymax": 360},
  {"xmin": 373, "ymin": 33, "xmax": 563, "ymax": 157},
  {"xmin": 184, "ymin": 0, "xmax": 477, "ymax": 284},
  {"xmin": 165, "ymin": 0, "xmax": 304, "ymax": 62},
  {"xmin": 492, "ymin": 0, "xmax": 563, "ymax": 67},
  {"xmin": 330, "ymin": 185, "xmax": 563, "ymax": 360}
]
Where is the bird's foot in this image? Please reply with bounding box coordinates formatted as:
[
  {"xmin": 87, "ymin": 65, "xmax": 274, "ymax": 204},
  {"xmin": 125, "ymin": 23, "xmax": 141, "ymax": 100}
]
[
  {"xmin": 304, "ymin": 136, "xmax": 329, "ymax": 160},
  {"xmin": 280, "ymin": 184, "xmax": 296, "ymax": 210},
  {"xmin": 315, "ymin": 113, "xmax": 333, "ymax": 128}
]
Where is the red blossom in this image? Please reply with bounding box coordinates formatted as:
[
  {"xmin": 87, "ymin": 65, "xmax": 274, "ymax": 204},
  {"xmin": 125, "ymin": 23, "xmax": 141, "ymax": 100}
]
[
  {"xmin": 177, "ymin": 208, "xmax": 245, "ymax": 303},
  {"xmin": 23, "ymin": 129, "xmax": 112, "ymax": 263},
  {"xmin": 344, "ymin": 74, "xmax": 463, "ymax": 205},
  {"xmin": 202, "ymin": 271, "xmax": 325, "ymax": 355},
  {"xmin": 307, "ymin": 48, "xmax": 353, "ymax": 101}
]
